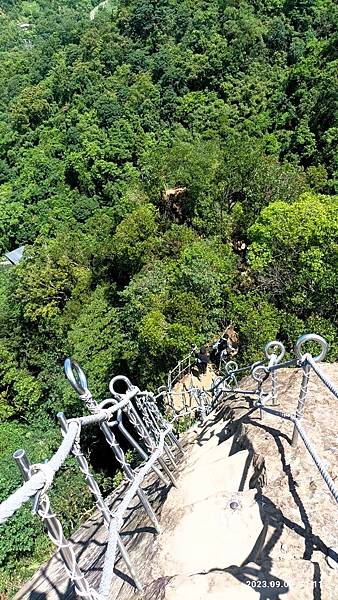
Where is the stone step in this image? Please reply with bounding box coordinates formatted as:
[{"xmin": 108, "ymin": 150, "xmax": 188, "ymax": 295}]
[
  {"xmin": 185, "ymin": 424, "xmax": 254, "ymax": 494},
  {"xmin": 162, "ymin": 557, "xmax": 326, "ymax": 600}
]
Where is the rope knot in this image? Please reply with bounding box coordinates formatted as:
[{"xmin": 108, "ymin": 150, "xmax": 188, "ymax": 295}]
[
  {"xmin": 29, "ymin": 462, "xmax": 55, "ymax": 497},
  {"xmin": 80, "ymin": 391, "xmax": 100, "ymax": 414}
]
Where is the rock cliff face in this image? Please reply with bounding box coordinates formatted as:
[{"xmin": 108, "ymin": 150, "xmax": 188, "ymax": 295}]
[
  {"xmin": 134, "ymin": 363, "xmax": 338, "ymax": 600},
  {"xmin": 15, "ymin": 364, "xmax": 338, "ymax": 600},
  {"xmin": 223, "ymin": 362, "xmax": 338, "ymax": 599}
]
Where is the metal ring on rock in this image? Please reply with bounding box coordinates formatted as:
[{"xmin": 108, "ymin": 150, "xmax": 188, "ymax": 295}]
[
  {"xmin": 252, "ymin": 365, "xmax": 270, "ymax": 383},
  {"xmin": 294, "ymin": 334, "xmax": 328, "ymax": 362},
  {"xmin": 250, "ymin": 360, "xmax": 264, "ymax": 374},
  {"xmin": 225, "ymin": 361, "xmax": 238, "ymax": 374},
  {"xmin": 64, "ymin": 358, "xmax": 88, "ymax": 395},
  {"xmin": 265, "ymin": 340, "xmax": 285, "ymax": 364}
]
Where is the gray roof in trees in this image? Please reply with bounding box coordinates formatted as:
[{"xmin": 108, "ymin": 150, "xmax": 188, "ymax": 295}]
[{"xmin": 3, "ymin": 246, "xmax": 25, "ymax": 266}]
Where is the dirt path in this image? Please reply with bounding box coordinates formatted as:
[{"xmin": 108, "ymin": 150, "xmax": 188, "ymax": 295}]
[
  {"xmin": 138, "ymin": 364, "xmax": 338, "ymax": 599},
  {"xmin": 144, "ymin": 406, "xmax": 263, "ymax": 599}
]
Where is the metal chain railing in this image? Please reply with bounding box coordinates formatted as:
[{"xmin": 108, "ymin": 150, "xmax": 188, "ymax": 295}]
[
  {"xmin": 168, "ymin": 334, "xmax": 338, "ymax": 522},
  {"xmin": 0, "ymin": 359, "xmax": 182, "ymax": 600},
  {"xmin": 167, "ymin": 348, "xmax": 197, "ymax": 392},
  {"xmin": 1, "ymin": 331, "xmax": 338, "ymax": 596},
  {"xmin": 221, "ymin": 334, "xmax": 338, "ymax": 552}
]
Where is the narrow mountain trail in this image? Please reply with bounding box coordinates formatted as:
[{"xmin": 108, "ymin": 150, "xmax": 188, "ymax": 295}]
[
  {"xmin": 142, "ymin": 365, "xmax": 338, "ymax": 599},
  {"xmin": 144, "ymin": 405, "xmax": 262, "ymax": 599},
  {"xmin": 15, "ymin": 365, "xmax": 338, "ymax": 600},
  {"xmin": 171, "ymin": 366, "xmax": 215, "ymax": 412}
]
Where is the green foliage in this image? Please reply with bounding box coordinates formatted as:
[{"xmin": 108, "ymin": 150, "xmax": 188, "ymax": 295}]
[
  {"xmin": 0, "ymin": 184, "xmax": 24, "ymax": 255},
  {"xmin": 174, "ymin": 414, "xmax": 195, "ymax": 434},
  {"xmin": 279, "ymin": 311, "xmax": 338, "ymax": 361},
  {"xmin": 0, "ymin": 342, "xmax": 42, "ymax": 419},
  {"xmin": 0, "ymin": 0, "xmax": 337, "ymax": 593},
  {"xmin": 228, "ymin": 292, "xmax": 281, "ymax": 364},
  {"xmin": 177, "ymin": 238, "xmax": 236, "ymax": 317},
  {"xmin": 248, "ymin": 193, "xmax": 338, "ymax": 320},
  {"xmin": 113, "ymin": 204, "xmax": 158, "ymax": 275},
  {"xmin": 14, "ymin": 233, "xmax": 92, "ymax": 324},
  {"xmin": 67, "ymin": 285, "xmax": 124, "ymax": 399}
]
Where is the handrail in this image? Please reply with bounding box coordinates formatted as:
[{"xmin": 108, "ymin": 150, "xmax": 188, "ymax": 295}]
[
  {"xmin": 0, "ymin": 361, "xmax": 183, "ymax": 600},
  {"xmin": 220, "ymin": 336, "xmax": 338, "ymax": 526},
  {"xmin": 1, "ymin": 332, "xmax": 338, "ymax": 596},
  {"xmin": 167, "ymin": 348, "xmax": 197, "ymax": 391}
]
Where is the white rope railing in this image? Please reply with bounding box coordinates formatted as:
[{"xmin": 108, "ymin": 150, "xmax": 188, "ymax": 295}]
[
  {"xmin": 0, "ymin": 361, "xmax": 183, "ymax": 599},
  {"xmin": 0, "ymin": 421, "xmax": 80, "ymax": 525},
  {"xmin": 1, "ymin": 332, "xmax": 338, "ymax": 596}
]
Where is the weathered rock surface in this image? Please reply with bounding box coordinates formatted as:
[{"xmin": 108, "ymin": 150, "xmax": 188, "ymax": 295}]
[{"xmin": 171, "ymin": 365, "xmax": 215, "ymax": 412}]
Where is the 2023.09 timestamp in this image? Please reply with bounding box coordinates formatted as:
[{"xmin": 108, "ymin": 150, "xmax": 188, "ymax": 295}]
[{"xmin": 245, "ymin": 580, "xmax": 288, "ymax": 590}]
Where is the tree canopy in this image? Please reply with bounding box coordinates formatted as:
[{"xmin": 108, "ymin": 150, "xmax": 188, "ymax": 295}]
[{"xmin": 0, "ymin": 0, "xmax": 337, "ymax": 593}]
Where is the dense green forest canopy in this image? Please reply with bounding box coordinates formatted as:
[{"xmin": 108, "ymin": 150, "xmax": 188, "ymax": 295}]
[{"xmin": 0, "ymin": 0, "xmax": 337, "ymax": 594}]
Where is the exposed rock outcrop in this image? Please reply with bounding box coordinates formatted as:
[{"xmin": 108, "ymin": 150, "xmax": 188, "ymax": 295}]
[{"xmin": 15, "ymin": 364, "xmax": 338, "ymax": 600}]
